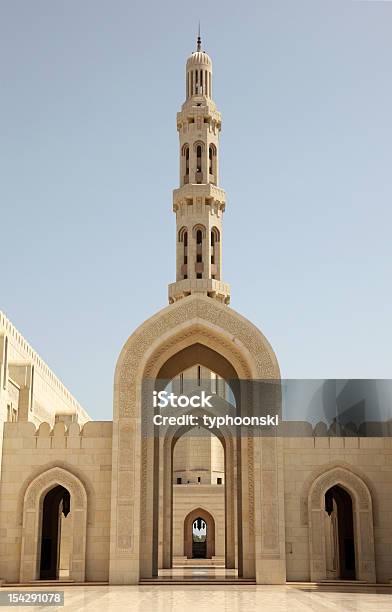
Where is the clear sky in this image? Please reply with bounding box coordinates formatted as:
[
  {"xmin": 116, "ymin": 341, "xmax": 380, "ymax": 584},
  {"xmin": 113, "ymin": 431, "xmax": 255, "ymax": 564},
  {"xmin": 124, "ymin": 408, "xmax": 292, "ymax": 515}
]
[{"xmin": 1, "ymin": 1, "xmax": 391, "ymax": 420}]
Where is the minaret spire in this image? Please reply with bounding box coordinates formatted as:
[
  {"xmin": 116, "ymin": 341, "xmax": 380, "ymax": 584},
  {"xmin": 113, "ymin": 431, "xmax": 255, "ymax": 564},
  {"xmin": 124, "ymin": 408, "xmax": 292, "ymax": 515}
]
[
  {"xmin": 168, "ymin": 39, "xmax": 230, "ymax": 305},
  {"xmin": 197, "ymin": 21, "xmax": 201, "ymax": 51}
]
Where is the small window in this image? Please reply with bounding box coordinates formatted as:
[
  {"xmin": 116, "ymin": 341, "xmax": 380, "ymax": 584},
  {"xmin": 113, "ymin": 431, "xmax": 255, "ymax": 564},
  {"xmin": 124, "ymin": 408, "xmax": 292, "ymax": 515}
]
[
  {"xmin": 196, "ymin": 254, "xmax": 202, "ymax": 263},
  {"xmin": 177, "ymin": 477, "xmax": 182, "ymax": 485},
  {"xmin": 217, "ymin": 477, "xmax": 222, "ymax": 485},
  {"xmin": 197, "ymin": 477, "xmax": 201, "ymax": 483},
  {"xmin": 196, "ymin": 273, "xmax": 202, "ymax": 279},
  {"xmin": 180, "ymin": 373, "xmax": 184, "ymax": 394}
]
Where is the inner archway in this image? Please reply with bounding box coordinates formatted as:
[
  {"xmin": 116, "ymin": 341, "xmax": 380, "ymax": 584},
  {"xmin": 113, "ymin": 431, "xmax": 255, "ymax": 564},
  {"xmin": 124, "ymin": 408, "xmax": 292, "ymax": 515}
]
[
  {"xmin": 149, "ymin": 347, "xmax": 243, "ymax": 579},
  {"xmin": 170, "ymin": 415, "xmax": 227, "ymax": 569},
  {"xmin": 324, "ymin": 485, "xmax": 356, "ymax": 580}
]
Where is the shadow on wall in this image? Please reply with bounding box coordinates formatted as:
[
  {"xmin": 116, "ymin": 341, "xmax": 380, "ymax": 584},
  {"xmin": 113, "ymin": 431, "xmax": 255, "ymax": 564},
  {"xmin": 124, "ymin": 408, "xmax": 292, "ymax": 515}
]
[{"xmin": 282, "ymin": 379, "xmax": 392, "ymax": 426}]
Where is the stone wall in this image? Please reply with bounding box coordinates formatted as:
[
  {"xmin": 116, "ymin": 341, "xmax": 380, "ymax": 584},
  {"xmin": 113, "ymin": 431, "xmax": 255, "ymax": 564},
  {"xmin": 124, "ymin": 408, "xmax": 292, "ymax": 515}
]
[
  {"xmin": 283, "ymin": 436, "xmax": 392, "ymax": 583},
  {"xmin": 0, "ymin": 420, "xmax": 112, "ymax": 583},
  {"xmin": 172, "ymin": 483, "xmax": 225, "ymax": 559}
]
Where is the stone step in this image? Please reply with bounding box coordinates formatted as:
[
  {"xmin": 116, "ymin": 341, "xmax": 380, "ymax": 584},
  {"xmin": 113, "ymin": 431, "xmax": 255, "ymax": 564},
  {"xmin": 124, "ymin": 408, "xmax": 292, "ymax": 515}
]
[
  {"xmin": 2, "ymin": 581, "xmax": 108, "ymax": 588},
  {"xmin": 288, "ymin": 580, "xmax": 392, "ymax": 588},
  {"xmin": 172, "ymin": 557, "xmax": 225, "ymax": 567},
  {"xmin": 139, "ymin": 579, "xmax": 256, "ymax": 585}
]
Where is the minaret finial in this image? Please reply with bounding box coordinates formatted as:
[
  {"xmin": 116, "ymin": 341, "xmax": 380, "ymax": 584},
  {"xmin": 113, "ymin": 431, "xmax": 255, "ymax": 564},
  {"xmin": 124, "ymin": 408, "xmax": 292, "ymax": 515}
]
[{"xmin": 197, "ymin": 21, "xmax": 201, "ymax": 51}]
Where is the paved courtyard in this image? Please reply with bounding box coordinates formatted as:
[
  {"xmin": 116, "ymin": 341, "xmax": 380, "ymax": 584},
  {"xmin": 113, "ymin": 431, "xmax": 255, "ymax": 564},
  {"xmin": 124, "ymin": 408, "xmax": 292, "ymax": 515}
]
[{"xmin": 2, "ymin": 585, "xmax": 392, "ymax": 611}]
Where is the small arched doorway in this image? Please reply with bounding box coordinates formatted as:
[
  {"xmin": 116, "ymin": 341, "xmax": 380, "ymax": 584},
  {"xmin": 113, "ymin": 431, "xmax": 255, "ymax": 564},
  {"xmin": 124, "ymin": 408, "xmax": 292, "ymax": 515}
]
[
  {"xmin": 20, "ymin": 466, "xmax": 87, "ymax": 583},
  {"xmin": 324, "ymin": 485, "xmax": 355, "ymax": 580},
  {"xmin": 192, "ymin": 517, "xmax": 207, "ymax": 558},
  {"xmin": 39, "ymin": 485, "xmax": 71, "ymax": 580},
  {"xmin": 308, "ymin": 466, "xmax": 376, "ymax": 583},
  {"xmin": 184, "ymin": 508, "xmax": 215, "ymax": 560}
]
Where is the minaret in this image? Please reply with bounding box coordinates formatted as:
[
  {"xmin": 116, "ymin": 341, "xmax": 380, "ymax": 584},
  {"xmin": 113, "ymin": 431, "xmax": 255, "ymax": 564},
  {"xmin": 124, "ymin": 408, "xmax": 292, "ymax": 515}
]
[{"xmin": 168, "ymin": 33, "xmax": 230, "ymax": 305}]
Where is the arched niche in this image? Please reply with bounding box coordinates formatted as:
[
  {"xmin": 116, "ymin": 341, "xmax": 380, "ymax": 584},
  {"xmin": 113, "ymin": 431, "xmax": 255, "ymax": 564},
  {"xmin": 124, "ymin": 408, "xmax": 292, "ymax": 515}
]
[
  {"xmin": 20, "ymin": 467, "xmax": 87, "ymax": 583},
  {"xmin": 308, "ymin": 466, "xmax": 376, "ymax": 583},
  {"xmin": 184, "ymin": 508, "xmax": 216, "ymax": 559}
]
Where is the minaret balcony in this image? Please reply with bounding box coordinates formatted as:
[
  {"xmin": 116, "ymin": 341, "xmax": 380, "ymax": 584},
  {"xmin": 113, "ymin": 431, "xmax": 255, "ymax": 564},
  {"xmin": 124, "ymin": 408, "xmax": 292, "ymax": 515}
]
[
  {"xmin": 173, "ymin": 183, "xmax": 226, "ymax": 209},
  {"xmin": 168, "ymin": 278, "xmax": 230, "ymax": 305},
  {"xmin": 177, "ymin": 105, "xmax": 221, "ymax": 124}
]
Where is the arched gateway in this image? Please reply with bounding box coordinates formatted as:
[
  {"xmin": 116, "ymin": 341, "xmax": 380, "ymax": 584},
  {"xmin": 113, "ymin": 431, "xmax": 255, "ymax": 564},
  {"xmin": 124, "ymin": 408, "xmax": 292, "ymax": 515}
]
[{"xmin": 109, "ymin": 295, "xmax": 285, "ymax": 584}]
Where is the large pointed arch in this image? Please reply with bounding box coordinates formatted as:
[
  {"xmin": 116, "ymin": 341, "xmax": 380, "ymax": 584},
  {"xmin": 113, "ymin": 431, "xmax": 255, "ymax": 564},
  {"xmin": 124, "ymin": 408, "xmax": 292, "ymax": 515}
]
[{"xmin": 109, "ymin": 294, "xmax": 284, "ymax": 585}]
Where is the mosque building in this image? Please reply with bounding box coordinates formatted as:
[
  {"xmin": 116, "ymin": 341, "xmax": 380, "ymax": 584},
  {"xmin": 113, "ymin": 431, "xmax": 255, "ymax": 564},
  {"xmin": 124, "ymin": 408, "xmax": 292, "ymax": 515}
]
[{"xmin": 0, "ymin": 35, "xmax": 391, "ymax": 586}]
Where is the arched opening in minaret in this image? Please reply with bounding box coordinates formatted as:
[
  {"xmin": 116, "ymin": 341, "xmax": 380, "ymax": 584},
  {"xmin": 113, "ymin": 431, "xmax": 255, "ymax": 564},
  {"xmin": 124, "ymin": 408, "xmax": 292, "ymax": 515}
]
[
  {"xmin": 324, "ymin": 485, "xmax": 356, "ymax": 580},
  {"xmin": 178, "ymin": 227, "xmax": 188, "ymax": 279},
  {"xmin": 209, "ymin": 144, "xmax": 217, "ymax": 184},
  {"xmin": 195, "ymin": 144, "xmax": 203, "ymax": 183},
  {"xmin": 39, "ymin": 485, "xmax": 72, "ymax": 580},
  {"xmin": 181, "ymin": 144, "xmax": 190, "ymax": 185},
  {"xmin": 211, "ymin": 227, "xmax": 220, "ymax": 280},
  {"xmin": 194, "ymin": 225, "xmax": 205, "ymax": 279}
]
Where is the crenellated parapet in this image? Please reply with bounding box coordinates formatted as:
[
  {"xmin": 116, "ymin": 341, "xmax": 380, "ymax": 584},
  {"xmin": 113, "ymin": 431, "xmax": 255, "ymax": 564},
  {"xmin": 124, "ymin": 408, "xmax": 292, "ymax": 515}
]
[{"xmin": 3, "ymin": 420, "xmax": 112, "ymax": 450}]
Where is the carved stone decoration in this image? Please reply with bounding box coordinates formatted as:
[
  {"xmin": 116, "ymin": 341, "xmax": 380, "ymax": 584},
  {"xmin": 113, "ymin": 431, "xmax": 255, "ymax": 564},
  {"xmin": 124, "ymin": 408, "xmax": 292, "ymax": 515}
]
[
  {"xmin": 114, "ymin": 296, "xmax": 279, "ymax": 420},
  {"xmin": 20, "ymin": 467, "xmax": 87, "ymax": 583},
  {"xmin": 308, "ymin": 466, "xmax": 376, "ymax": 583}
]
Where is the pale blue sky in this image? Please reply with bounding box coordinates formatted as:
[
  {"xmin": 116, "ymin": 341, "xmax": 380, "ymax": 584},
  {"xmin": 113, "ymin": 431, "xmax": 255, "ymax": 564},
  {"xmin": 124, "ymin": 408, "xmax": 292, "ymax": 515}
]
[{"xmin": 1, "ymin": 1, "xmax": 391, "ymax": 420}]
